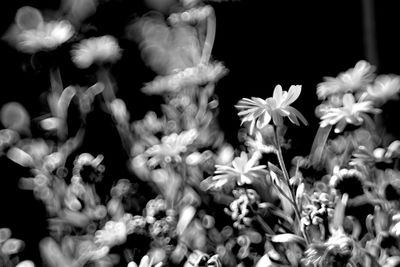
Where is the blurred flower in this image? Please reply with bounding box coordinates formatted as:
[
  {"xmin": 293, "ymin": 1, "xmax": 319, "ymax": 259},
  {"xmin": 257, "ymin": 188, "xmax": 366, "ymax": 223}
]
[
  {"xmin": 109, "ymin": 98, "xmax": 129, "ymax": 124},
  {"xmin": 142, "ymin": 62, "xmax": 227, "ymax": 95},
  {"xmin": 212, "ymin": 151, "xmax": 266, "ymax": 187},
  {"xmin": 319, "ymin": 93, "xmax": 380, "ymax": 133},
  {"xmin": 145, "ymin": 129, "xmax": 197, "ymax": 165},
  {"xmin": 71, "ymin": 35, "xmax": 122, "ymax": 68},
  {"xmin": 367, "ymin": 75, "xmax": 400, "ymax": 104},
  {"xmin": 317, "ymin": 60, "xmax": 375, "ymax": 99},
  {"xmin": 15, "ymin": 260, "xmax": 35, "ymax": 267},
  {"xmin": 0, "ymin": 102, "xmax": 30, "ymax": 133},
  {"xmin": 168, "ymin": 5, "xmax": 213, "ymax": 24},
  {"xmin": 1, "ymin": 238, "xmax": 24, "ymax": 255},
  {"xmin": 330, "ymin": 166, "xmax": 364, "ymax": 198},
  {"xmin": 95, "ymin": 220, "xmax": 127, "ymax": 247},
  {"xmin": 303, "ymin": 229, "xmax": 353, "ymax": 267},
  {"xmin": 0, "ymin": 228, "xmax": 11, "ymax": 243},
  {"xmin": 15, "ymin": 6, "xmax": 74, "ymax": 54},
  {"xmin": 236, "ymin": 85, "xmax": 307, "ymax": 134}
]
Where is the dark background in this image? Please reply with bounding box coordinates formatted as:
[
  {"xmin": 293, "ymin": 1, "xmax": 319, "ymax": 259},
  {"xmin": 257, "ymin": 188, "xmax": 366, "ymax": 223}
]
[{"xmin": 1, "ymin": 0, "xmax": 400, "ymax": 265}]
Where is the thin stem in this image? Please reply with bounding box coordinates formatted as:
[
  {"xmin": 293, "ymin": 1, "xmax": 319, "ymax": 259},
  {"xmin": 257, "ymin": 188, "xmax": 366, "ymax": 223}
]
[
  {"xmin": 274, "ymin": 126, "xmax": 310, "ymax": 244},
  {"xmin": 200, "ymin": 7, "xmax": 216, "ymax": 65}
]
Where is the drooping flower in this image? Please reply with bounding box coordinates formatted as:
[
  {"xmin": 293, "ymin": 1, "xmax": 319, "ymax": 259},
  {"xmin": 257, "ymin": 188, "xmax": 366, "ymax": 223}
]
[
  {"xmin": 211, "ymin": 151, "xmax": 266, "ymax": 187},
  {"xmin": 236, "ymin": 85, "xmax": 307, "ymax": 134},
  {"xmin": 317, "ymin": 60, "xmax": 375, "ymax": 100},
  {"xmin": 319, "ymin": 93, "xmax": 380, "ymax": 133},
  {"xmin": 71, "ymin": 35, "xmax": 122, "ymax": 68}
]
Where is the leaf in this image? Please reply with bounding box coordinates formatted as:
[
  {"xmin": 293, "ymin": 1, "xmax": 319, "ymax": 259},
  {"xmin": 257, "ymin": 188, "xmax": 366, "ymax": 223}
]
[{"xmin": 309, "ymin": 125, "xmax": 332, "ymax": 168}]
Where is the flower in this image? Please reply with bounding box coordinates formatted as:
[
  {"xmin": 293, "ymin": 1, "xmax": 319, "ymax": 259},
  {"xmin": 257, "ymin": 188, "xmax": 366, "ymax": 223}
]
[
  {"xmin": 367, "ymin": 75, "xmax": 400, "ymax": 104},
  {"xmin": 142, "ymin": 62, "xmax": 227, "ymax": 95},
  {"xmin": 319, "ymin": 93, "xmax": 380, "ymax": 133},
  {"xmin": 317, "ymin": 60, "xmax": 375, "ymax": 100},
  {"xmin": 17, "ymin": 20, "xmax": 74, "ymax": 53},
  {"xmin": 236, "ymin": 85, "xmax": 307, "ymax": 135},
  {"xmin": 303, "ymin": 229, "xmax": 353, "ymax": 267},
  {"xmin": 145, "ymin": 129, "xmax": 198, "ymax": 165},
  {"xmin": 71, "ymin": 35, "xmax": 122, "ymax": 68},
  {"xmin": 211, "ymin": 151, "xmax": 266, "ymax": 187}
]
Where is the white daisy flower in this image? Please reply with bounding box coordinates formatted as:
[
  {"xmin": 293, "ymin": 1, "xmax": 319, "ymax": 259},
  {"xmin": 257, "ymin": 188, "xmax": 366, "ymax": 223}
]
[
  {"xmin": 212, "ymin": 151, "xmax": 266, "ymax": 187},
  {"xmin": 236, "ymin": 85, "xmax": 307, "ymax": 135},
  {"xmin": 71, "ymin": 35, "xmax": 122, "ymax": 68},
  {"xmin": 319, "ymin": 93, "xmax": 380, "ymax": 133}
]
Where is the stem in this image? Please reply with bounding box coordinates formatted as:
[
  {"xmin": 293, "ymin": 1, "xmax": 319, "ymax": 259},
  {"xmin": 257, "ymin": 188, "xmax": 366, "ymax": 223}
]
[
  {"xmin": 200, "ymin": 7, "xmax": 216, "ymax": 65},
  {"xmin": 274, "ymin": 126, "xmax": 310, "ymax": 244}
]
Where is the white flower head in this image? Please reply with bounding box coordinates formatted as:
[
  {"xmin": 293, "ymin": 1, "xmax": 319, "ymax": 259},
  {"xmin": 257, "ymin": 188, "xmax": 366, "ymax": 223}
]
[
  {"xmin": 367, "ymin": 75, "xmax": 400, "ymax": 104},
  {"xmin": 18, "ymin": 20, "xmax": 74, "ymax": 53},
  {"xmin": 317, "ymin": 60, "xmax": 375, "ymax": 100},
  {"xmin": 12, "ymin": 6, "xmax": 74, "ymax": 53},
  {"xmin": 319, "ymin": 93, "xmax": 380, "ymax": 133},
  {"xmin": 236, "ymin": 85, "xmax": 308, "ymax": 135},
  {"xmin": 145, "ymin": 129, "xmax": 198, "ymax": 165},
  {"xmin": 72, "ymin": 35, "xmax": 122, "ymax": 68},
  {"xmin": 212, "ymin": 151, "xmax": 266, "ymax": 187}
]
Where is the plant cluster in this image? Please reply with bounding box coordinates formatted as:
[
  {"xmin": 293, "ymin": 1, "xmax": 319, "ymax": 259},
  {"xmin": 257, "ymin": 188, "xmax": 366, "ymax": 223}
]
[{"xmin": 2, "ymin": 1, "xmax": 400, "ymax": 267}]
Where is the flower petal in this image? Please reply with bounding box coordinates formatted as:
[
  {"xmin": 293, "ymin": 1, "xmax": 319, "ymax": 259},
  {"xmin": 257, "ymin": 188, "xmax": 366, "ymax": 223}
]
[{"xmin": 282, "ymin": 85, "xmax": 301, "ymax": 106}]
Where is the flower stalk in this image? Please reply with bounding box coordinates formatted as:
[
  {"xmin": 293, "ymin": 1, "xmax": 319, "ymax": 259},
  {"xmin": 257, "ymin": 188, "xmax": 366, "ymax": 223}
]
[{"xmin": 273, "ymin": 125, "xmax": 310, "ymax": 244}]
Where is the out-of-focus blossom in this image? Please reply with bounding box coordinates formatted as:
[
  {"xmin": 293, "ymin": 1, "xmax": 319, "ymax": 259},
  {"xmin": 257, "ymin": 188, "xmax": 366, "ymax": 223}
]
[
  {"xmin": 109, "ymin": 98, "xmax": 129, "ymax": 124},
  {"xmin": 11, "ymin": 6, "xmax": 74, "ymax": 53},
  {"xmin": 0, "ymin": 228, "xmax": 12, "ymax": 243},
  {"xmin": 236, "ymin": 85, "xmax": 307, "ymax": 135},
  {"xmin": 0, "ymin": 102, "xmax": 30, "ymax": 133},
  {"xmin": 71, "ymin": 35, "xmax": 122, "ymax": 68},
  {"xmin": 367, "ymin": 75, "xmax": 400, "ymax": 104},
  {"xmin": 62, "ymin": 0, "xmax": 98, "ymax": 25},
  {"xmin": 303, "ymin": 229, "xmax": 353, "ymax": 267},
  {"xmin": 1, "ymin": 238, "xmax": 24, "ymax": 255},
  {"xmin": 168, "ymin": 5, "xmax": 213, "ymax": 25},
  {"xmin": 17, "ymin": 20, "xmax": 74, "ymax": 53},
  {"xmin": 329, "ymin": 166, "xmax": 365, "ymax": 198},
  {"xmin": 95, "ymin": 220, "xmax": 127, "ymax": 247},
  {"xmin": 211, "ymin": 151, "xmax": 266, "ymax": 188},
  {"xmin": 0, "ymin": 129, "xmax": 19, "ymax": 151},
  {"xmin": 245, "ymin": 131, "xmax": 277, "ymax": 154},
  {"xmin": 317, "ymin": 60, "xmax": 375, "ymax": 100},
  {"xmin": 319, "ymin": 93, "xmax": 380, "ymax": 133},
  {"xmin": 145, "ymin": 129, "xmax": 198, "ymax": 165},
  {"xmin": 131, "ymin": 16, "xmax": 202, "ymax": 74},
  {"xmin": 16, "ymin": 260, "xmax": 35, "ymax": 267},
  {"xmin": 142, "ymin": 62, "xmax": 227, "ymax": 95}
]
